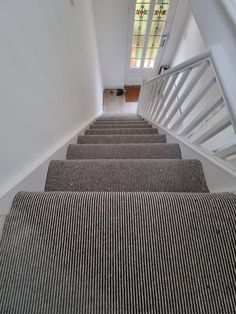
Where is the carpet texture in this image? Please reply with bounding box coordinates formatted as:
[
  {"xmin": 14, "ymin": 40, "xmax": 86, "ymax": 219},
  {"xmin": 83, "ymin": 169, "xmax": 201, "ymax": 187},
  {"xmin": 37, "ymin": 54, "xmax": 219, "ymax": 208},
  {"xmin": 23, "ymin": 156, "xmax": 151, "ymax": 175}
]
[
  {"xmin": 85, "ymin": 128, "xmax": 159, "ymax": 135},
  {"xmin": 77, "ymin": 134, "xmax": 167, "ymax": 144},
  {"xmin": 90, "ymin": 124, "xmax": 152, "ymax": 129},
  {"xmin": 94, "ymin": 120, "xmax": 148, "ymax": 124},
  {"xmin": 45, "ymin": 159, "xmax": 208, "ymax": 192},
  {"xmin": 0, "ymin": 192, "xmax": 235, "ymax": 313},
  {"xmin": 66, "ymin": 143, "xmax": 182, "ymax": 160}
]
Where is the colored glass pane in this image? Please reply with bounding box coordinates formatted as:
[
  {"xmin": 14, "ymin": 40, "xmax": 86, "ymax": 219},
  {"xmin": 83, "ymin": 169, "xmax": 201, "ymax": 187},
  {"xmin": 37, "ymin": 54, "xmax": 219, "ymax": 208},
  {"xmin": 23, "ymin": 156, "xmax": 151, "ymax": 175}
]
[
  {"xmin": 130, "ymin": 59, "xmax": 142, "ymax": 68},
  {"xmin": 131, "ymin": 48, "xmax": 144, "ymax": 59},
  {"xmin": 144, "ymin": 1, "xmax": 170, "ymax": 68},
  {"xmin": 147, "ymin": 35, "xmax": 161, "ymax": 48},
  {"xmin": 132, "ymin": 36, "xmax": 145, "ymax": 48},
  {"xmin": 133, "ymin": 21, "xmax": 148, "ymax": 36},
  {"xmin": 130, "ymin": 1, "xmax": 151, "ymax": 68}
]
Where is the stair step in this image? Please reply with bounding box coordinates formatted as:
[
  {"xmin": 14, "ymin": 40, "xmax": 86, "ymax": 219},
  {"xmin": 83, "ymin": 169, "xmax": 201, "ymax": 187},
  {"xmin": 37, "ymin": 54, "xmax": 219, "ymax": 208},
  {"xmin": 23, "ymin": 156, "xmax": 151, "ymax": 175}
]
[
  {"xmin": 45, "ymin": 159, "xmax": 208, "ymax": 192},
  {"xmin": 66, "ymin": 143, "xmax": 182, "ymax": 160},
  {"xmin": 90, "ymin": 124, "xmax": 152, "ymax": 129},
  {"xmin": 1, "ymin": 192, "xmax": 235, "ymax": 312},
  {"xmin": 77, "ymin": 134, "xmax": 167, "ymax": 144},
  {"xmin": 85, "ymin": 128, "xmax": 158, "ymax": 135},
  {"xmin": 94, "ymin": 120, "xmax": 148, "ymax": 124},
  {"xmin": 97, "ymin": 117, "xmax": 143, "ymax": 121},
  {"xmin": 98, "ymin": 114, "xmax": 140, "ymax": 118}
]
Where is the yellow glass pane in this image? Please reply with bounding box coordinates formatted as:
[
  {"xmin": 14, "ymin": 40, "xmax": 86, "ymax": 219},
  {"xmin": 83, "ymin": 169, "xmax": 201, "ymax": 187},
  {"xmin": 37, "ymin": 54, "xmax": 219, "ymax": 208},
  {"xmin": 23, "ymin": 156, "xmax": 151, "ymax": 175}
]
[
  {"xmin": 133, "ymin": 20, "xmax": 148, "ymax": 36},
  {"xmin": 147, "ymin": 35, "xmax": 161, "ymax": 48},
  {"xmin": 145, "ymin": 48, "xmax": 158, "ymax": 59},
  {"xmin": 149, "ymin": 21, "xmax": 165, "ymax": 36},
  {"xmin": 132, "ymin": 36, "xmax": 145, "ymax": 48}
]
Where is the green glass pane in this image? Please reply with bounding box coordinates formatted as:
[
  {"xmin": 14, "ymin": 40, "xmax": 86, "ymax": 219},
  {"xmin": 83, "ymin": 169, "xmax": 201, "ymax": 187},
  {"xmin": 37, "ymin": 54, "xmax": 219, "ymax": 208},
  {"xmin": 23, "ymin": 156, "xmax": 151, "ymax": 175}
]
[
  {"xmin": 147, "ymin": 35, "xmax": 161, "ymax": 48},
  {"xmin": 132, "ymin": 36, "xmax": 145, "ymax": 48}
]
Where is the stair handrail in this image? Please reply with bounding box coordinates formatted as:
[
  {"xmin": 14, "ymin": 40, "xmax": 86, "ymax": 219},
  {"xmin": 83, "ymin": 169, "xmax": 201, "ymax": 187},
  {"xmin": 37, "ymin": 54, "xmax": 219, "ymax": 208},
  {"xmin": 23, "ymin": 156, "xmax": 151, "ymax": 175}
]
[{"xmin": 138, "ymin": 50, "xmax": 236, "ymax": 175}]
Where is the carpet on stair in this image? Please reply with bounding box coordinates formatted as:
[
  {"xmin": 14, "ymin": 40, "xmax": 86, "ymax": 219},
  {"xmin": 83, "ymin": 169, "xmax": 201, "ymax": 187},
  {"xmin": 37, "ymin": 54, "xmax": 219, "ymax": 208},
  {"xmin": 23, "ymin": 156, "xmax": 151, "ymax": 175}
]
[
  {"xmin": 77, "ymin": 134, "xmax": 167, "ymax": 144},
  {"xmin": 90, "ymin": 124, "xmax": 152, "ymax": 129},
  {"xmin": 94, "ymin": 120, "xmax": 148, "ymax": 124},
  {"xmin": 85, "ymin": 128, "xmax": 158, "ymax": 135},
  {"xmin": 45, "ymin": 159, "xmax": 208, "ymax": 192},
  {"xmin": 66, "ymin": 143, "xmax": 182, "ymax": 160},
  {"xmin": 0, "ymin": 191, "xmax": 235, "ymax": 313}
]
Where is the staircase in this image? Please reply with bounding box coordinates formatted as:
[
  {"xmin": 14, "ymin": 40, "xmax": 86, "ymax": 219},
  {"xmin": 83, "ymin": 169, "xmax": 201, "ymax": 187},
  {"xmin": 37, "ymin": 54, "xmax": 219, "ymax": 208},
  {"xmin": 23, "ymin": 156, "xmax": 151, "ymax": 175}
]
[{"xmin": 0, "ymin": 114, "xmax": 235, "ymax": 313}]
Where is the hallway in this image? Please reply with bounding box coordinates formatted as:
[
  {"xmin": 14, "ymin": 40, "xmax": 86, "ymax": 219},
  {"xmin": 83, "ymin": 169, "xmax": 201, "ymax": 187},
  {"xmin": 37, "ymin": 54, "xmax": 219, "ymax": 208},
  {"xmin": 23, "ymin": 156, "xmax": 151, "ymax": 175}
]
[{"xmin": 103, "ymin": 89, "xmax": 138, "ymax": 114}]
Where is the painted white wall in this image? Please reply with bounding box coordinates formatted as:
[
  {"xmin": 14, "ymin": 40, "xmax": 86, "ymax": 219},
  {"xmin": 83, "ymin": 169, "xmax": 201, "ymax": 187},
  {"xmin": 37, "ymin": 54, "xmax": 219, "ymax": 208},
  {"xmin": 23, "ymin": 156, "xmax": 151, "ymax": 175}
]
[
  {"xmin": 0, "ymin": 0, "xmax": 103, "ymax": 213},
  {"xmin": 171, "ymin": 13, "xmax": 206, "ymax": 67},
  {"xmin": 154, "ymin": 0, "xmax": 190, "ymax": 73},
  {"xmin": 188, "ymin": 0, "xmax": 236, "ymax": 130},
  {"xmin": 92, "ymin": 0, "xmax": 129, "ymax": 88}
]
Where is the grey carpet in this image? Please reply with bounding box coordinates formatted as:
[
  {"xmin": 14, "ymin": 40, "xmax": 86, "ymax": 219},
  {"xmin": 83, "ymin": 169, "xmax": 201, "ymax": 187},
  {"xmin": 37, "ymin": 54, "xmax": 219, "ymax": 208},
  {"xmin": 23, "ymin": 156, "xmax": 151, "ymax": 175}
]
[
  {"xmin": 45, "ymin": 159, "xmax": 208, "ymax": 192},
  {"xmin": 96, "ymin": 117, "xmax": 143, "ymax": 121},
  {"xmin": 90, "ymin": 124, "xmax": 152, "ymax": 129},
  {"xmin": 0, "ymin": 192, "xmax": 235, "ymax": 313},
  {"xmin": 85, "ymin": 128, "xmax": 158, "ymax": 135},
  {"xmin": 77, "ymin": 134, "xmax": 167, "ymax": 144},
  {"xmin": 94, "ymin": 120, "xmax": 148, "ymax": 124},
  {"xmin": 66, "ymin": 143, "xmax": 182, "ymax": 160}
]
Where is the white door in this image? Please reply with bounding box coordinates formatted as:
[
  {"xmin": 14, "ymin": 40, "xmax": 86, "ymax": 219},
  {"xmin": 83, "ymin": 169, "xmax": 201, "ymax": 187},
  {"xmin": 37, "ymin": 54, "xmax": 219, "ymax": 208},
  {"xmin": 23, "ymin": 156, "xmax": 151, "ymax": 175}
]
[{"xmin": 125, "ymin": 0, "xmax": 177, "ymax": 86}]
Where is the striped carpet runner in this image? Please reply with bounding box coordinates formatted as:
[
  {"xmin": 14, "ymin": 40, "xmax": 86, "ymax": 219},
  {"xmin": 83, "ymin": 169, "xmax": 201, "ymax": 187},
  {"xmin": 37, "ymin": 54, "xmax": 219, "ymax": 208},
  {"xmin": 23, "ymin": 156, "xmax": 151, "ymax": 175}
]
[{"xmin": 0, "ymin": 114, "xmax": 235, "ymax": 313}]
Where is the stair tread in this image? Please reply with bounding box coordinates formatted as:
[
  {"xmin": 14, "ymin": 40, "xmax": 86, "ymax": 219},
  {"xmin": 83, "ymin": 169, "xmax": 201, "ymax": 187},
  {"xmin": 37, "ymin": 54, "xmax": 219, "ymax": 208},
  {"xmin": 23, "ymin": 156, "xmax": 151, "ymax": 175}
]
[
  {"xmin": 1, "ymin": 191, "xmax": 235, "ymax": 312},
  {"xmin": 94, "ymin": 120, "xmax": 148, "ymax": 124},
  {"xmin": 77, "ymin": 134, "xmax": 167, "ymax": 144},
  {"xmin": 90, "ymin": 123, "xmax": 152, "ymax": 129},
  {"xmin": 45, "ymin": 159, "xmax": 207, "ymax": 192},
  {"xmin": 85, "ymin": 128, "xmax": 159, "ymax": 135},
  {"xmin": 67, "ymin": 143, "xmax": 182, "ymax": 160}
]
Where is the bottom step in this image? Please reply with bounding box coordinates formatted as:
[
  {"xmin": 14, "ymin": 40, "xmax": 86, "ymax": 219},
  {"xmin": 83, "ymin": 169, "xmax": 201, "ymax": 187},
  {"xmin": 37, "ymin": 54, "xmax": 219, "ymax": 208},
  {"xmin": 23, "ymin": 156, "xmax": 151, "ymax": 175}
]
[{"xmin": 0, "ymin": 192, "xmax": 235, "ymax": 313}]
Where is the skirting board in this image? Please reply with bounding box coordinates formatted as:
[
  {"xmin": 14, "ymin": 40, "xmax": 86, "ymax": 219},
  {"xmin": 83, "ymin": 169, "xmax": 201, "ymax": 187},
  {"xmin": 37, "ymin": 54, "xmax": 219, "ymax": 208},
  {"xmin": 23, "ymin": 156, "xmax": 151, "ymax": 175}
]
[{"xmin": 0, "ymin": 115, "xmax": 98, "ymax": 219}]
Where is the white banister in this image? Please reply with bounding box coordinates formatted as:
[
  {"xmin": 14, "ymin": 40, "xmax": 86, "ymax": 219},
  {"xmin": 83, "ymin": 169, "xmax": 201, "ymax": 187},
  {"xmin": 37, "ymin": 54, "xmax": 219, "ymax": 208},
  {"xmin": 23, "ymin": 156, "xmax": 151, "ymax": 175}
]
[{"xmin": 138, "ymin": 51, "xmax": 236, "ymax": 175}]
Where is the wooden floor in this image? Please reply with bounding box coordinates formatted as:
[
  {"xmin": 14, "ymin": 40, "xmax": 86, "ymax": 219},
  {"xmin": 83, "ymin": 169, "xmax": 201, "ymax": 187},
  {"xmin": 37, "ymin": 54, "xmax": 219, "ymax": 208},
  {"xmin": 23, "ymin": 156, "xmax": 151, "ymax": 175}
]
[{"xmin": 103, "ymin": 89, "xmax": 138, "ymax": 114}]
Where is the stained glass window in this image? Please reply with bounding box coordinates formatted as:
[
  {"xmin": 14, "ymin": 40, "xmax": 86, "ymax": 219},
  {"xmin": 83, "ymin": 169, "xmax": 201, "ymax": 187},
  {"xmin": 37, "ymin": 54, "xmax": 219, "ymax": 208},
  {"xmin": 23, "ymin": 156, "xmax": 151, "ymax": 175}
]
[
  {"xmin": 144, "ymin": 1, "xmax": 170, "ymax": 68},
  {"xmin": 130, "ymin": 0, "xmax": 170, "ymax": 69},
  {"xmin": 130, "ymin": 1, "xmax": 151, "ymax": 68}
]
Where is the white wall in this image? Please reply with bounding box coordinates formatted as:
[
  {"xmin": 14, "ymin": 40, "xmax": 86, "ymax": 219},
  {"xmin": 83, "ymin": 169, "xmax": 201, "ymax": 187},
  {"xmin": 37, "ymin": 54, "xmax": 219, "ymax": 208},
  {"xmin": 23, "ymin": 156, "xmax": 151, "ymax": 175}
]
[
  {"xmin": 171, "ymin": 13, "xmax": 206, "ymax": 67},
  {"xmin": 0, "ymin": 0, "xmax": 103, "ymax": 213},
  {"xmin": 92, "ymin": 0, "xmax": 129, "ymax": 88},
  {"xmin": 188, "ymin": 0, "xmax": 236, "ymax": 130}
]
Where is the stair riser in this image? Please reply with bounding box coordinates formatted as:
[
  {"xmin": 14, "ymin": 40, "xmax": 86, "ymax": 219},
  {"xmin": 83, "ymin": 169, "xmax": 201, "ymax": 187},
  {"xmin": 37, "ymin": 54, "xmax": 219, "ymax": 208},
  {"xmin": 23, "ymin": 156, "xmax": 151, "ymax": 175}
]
[
  {"xmin": 67, "ymin": 144, "xmax": 182, "ymax": 160},
  {"xmin": 45, "ymin": 160, "xmax": 208, "ymax": 192},
  {"xmin": 77, "ymin": 135, "xmax": 167, "ymax": 144}
]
